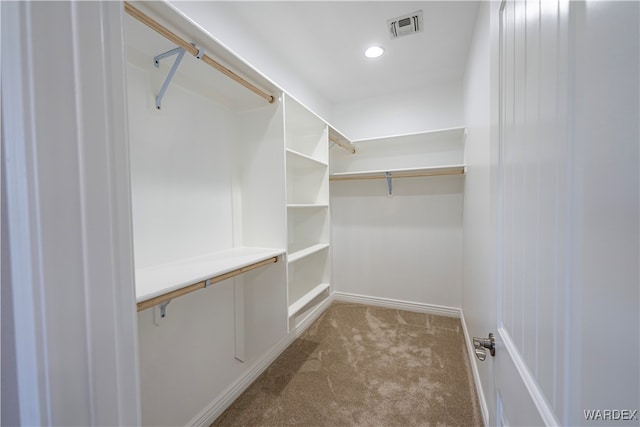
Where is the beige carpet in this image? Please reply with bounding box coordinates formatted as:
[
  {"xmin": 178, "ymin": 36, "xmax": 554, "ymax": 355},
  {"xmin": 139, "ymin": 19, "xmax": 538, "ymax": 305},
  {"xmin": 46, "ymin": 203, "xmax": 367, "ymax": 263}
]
[{"xmin": 213, "ymin": 301, "xmax": 483, "ymax": 427}]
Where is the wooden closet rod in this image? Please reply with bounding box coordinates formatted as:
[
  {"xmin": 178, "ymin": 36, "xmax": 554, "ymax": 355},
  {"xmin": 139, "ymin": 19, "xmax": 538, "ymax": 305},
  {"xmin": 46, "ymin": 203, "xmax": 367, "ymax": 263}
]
[
  {"xmin": 124, "ymin": 2, "xmax": 275, "ymax": 104},
  {"xmin": 329, "ymin": 136, "xmax": 356, "ymax": 154},
  {"xmin": 329, "ymin": 168, "xmax": 465, "ymax": 182},
  {"xmin": 136, "ymin": 256, "xmax": 278, "ymax": 312}
]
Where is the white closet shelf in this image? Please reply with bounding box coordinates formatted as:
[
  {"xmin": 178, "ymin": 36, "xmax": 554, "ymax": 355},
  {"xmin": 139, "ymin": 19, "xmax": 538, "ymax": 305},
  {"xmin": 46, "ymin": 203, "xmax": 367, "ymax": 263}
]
[
  {"xmin": 136, "ymin": 247, "xmax": 285, "ymax": 310},
  {"xmin": 329, "ymin": 164, "xmax": 466, "ymax": 181},
  {"xmin": 288, "ymin": 283, "xmax": 330, "ymax": 318},
  {"xmin": 288, "ymin": 243, "xmax": 329, "ymax": 263},
  {"xmin": 286, "ymin": 148, "xmax": 328, "ymax": 168},
  {"xmin": 287, "ymin": 203, "xmax": 329, "ymax": 208}
]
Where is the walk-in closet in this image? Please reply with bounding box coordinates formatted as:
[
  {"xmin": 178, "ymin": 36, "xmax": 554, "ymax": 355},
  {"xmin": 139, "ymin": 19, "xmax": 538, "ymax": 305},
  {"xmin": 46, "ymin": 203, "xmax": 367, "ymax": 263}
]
[
  {"xmin": 122, "ymin": 2, "xmax": 476, "ymax": 424},
  {"xmin": 2, "ymin": 1, "xmax": 637, "ymax": 426}
]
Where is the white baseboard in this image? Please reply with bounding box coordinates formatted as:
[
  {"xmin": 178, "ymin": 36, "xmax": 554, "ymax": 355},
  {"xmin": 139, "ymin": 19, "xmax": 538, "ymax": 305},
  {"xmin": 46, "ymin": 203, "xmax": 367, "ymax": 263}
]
[
  {"xmin": 332, "ymin": 291, "xmax": 461, "ymax": 318},
  {"xmin": 499, "ymin": 327, "xmax": 560, "ymax": 426},
  {"xmin": 189, "ymin": 294, "xmax": 335, "ymax": 427},
  {"xmin": 460, "ymin": 311, "xmax": 490, "ymax": 426}
]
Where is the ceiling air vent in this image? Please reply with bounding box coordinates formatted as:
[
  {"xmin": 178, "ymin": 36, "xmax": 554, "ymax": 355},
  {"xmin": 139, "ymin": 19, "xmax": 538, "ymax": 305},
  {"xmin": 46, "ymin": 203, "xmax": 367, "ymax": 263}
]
[{"xmin": 388, "ymin": 10, "xmax": 423, "ymax": 39}]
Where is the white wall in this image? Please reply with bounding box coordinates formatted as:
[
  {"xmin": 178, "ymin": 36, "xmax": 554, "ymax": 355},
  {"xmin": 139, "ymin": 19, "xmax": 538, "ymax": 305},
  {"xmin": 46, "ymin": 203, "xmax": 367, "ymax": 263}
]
[
  {"xmin": 168, "ymin": 1, "xmax": 333, "ymax": 124},
  {"xmin": 127, "ymin": 61, "xmax": 235, "ymax": 268},
  {"xmin": 330, "ymin": 81, "xmax": 464, "ymax": 141},
  {"xmin": 461, "ymin": 2, "xmax": 495, "ymax": 425},
  {"xmin": 331, "ymin": 176, "xmax": 464, "ymax": 308}
]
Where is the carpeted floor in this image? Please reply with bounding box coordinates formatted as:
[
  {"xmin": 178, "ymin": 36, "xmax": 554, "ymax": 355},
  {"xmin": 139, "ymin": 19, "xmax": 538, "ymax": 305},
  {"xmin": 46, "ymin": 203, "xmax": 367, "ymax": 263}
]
[{"xmin": 213, "ymin": 301, "xmax": 483, "ymax": 427}]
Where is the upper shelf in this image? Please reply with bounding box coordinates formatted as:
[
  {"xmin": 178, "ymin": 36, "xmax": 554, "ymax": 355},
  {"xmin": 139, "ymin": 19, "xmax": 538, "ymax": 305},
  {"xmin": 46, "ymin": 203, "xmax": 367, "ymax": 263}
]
[
  {"xmin": 135, "ymin": 247, "xmax": 285, "ymax": 307},
  {"xmin": 330, "ymin": 127, "xmax": 465, "ymax": 176},
  {"xmin": 330, "ymin": 165, "xmax": 465, "ymax": 181}
]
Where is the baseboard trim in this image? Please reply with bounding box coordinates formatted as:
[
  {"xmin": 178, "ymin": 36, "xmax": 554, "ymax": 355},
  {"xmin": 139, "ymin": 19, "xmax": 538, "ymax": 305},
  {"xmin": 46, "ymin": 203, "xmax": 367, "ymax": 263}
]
[
  {"xmin": 189, "ymin": 294, "xmax": 334, "ymax": 427},
  {"xmin": 499, "ymin": 327, "xmax": 560, "ymax": 426},
  {"xmin": 460, "ymin": 311, "xmax": 490, "ymax": 426},
  {"xmin": 332, "ymin": 292, "xmax": 461, "ymax": 318}
]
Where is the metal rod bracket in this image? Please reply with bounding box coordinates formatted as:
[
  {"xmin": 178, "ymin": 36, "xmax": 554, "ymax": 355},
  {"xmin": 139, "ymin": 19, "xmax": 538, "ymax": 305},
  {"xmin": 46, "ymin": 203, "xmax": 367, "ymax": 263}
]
[
  {"xmin": 194, "ymin": 45, "xmax": 204, "ymax": 60},
  {"xmin": 385, "ymin": 172, "xmax": 393, "ymax": 197},
  {"xmin": 205, "ymin": 278, "xmax": 212, "ymax": 288},
  {"xmin": 154, "ymin": 46, "xmax": 186, "ymax": 110},
  {"xmin": 159, "ymin": 300, "xmax": 171, "ymax": 318}
]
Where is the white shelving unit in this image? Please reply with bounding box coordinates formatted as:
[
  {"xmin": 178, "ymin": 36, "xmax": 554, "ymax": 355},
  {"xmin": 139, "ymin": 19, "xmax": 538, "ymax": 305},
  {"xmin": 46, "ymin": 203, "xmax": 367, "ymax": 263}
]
[
  {"xmin": 329, "ymin": 127, "xmax": 466, "ymax": 196},
  {"xmin": 330, "ymin": 127, "xmax": 466, "ymax": 177},
  {"xmin": 284, "ymin": 94, "xmax": 331, "ymax": 327},
  {"xmin": 125, "ymin": 5, "xmax": 287, "ymax": 306},
  {"xmin": 124, "ymin": 4, "xmax": 290, "ymax": 424}
]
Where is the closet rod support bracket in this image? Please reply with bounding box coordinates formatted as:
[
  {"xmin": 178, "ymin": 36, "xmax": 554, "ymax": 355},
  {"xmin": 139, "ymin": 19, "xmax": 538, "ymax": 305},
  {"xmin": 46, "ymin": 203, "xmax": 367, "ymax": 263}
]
[
  {"xmin": 385, "ymin": 172, "xmax": 393, "ymax": 197},
  {"xmin": 154, "ymin": 46, "xmax": 183, "ymax": 67},
  {"xmin": 154, "ymin": 46, "xmax": 186, "ymax": 110},
  {"xmin": 160, "ymin": 299, "xmax": 171, "ymax": 318}
]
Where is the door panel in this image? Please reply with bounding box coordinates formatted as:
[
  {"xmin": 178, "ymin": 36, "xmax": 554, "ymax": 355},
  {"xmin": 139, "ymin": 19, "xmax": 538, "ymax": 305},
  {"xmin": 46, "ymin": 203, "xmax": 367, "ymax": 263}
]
[
  {"xmin": 495, "ymin": 1, "xmax": 639, "ymax": 425},
  {"xmin": 495, "ymin": 0, "xmax": 571, "ymax": 424}
]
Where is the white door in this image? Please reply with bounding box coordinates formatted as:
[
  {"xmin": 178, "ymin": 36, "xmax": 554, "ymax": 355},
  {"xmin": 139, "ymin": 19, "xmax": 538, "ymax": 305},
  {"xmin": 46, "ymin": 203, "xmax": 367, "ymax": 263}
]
[
  {"xmin": 493, "ymin": 1, "xmax": 571, "ymax": 424},
  {"xmin": 491, "ymin": 1, "xmax": 639, "ymax": 426}
]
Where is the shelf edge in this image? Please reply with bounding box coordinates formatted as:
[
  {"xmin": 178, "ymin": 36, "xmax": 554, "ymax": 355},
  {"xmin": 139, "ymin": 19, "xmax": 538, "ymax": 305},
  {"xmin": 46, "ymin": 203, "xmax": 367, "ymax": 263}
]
[
  {"xmin": 288, "ymin": 243, "xmax": 330, "ymax": 263},
  {"xmin": 288, "ymin": 283, "xmax": 331, "ymax": 318},
  {"xmin": 329, "ymin": 165, "xmax": 466, "ymax": 181}
]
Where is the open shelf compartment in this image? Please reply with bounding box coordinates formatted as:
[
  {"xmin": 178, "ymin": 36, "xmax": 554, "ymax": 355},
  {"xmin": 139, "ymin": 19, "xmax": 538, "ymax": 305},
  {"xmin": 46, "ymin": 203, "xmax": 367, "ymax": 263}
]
[{"xmin": 287, "ymin": 249, "xmax": 330, "ymax": 318}]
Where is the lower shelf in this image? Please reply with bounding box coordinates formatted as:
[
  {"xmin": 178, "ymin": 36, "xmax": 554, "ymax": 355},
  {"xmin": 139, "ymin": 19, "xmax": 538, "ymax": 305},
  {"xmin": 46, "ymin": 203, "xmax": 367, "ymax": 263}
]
[
  {"xmin": 288, "ymin": 282, "xmax": 330, "ymax": 318},
  {"xmin": 135, "ymin": 247, "xmax": 285, "ymax": 310}
]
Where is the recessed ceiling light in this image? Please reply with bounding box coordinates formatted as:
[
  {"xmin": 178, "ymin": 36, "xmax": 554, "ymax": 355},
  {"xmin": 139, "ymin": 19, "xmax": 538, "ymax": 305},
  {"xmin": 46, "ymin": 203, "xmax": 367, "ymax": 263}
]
[{"xmin": 364, "ymin": 46, "xmax": 384, "ymax": 59}]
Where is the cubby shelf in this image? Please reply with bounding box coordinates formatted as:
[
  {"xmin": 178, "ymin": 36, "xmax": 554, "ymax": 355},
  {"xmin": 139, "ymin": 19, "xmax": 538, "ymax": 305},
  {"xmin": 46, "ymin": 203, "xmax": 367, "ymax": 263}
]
[
  {"xmin": 288, "ymin": 283, "xmax": 330, "ymax": 318},
  {"xmin": 286, "ymin": 148, "xmax": 328, "ymax": 168},
  {"xmin": 284, "ymin": 95, "xmax": 330, "ymax": 327},
  {"xmin": 288, "ymin": 243, "xmax": 330, "ymax": 264}
]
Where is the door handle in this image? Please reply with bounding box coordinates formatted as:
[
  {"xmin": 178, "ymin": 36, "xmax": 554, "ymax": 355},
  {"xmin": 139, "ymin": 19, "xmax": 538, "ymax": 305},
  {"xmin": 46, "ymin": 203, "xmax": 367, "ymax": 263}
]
[{"xmin": 473, "ymin": 333, "xmax": 495, "ymax": 361}]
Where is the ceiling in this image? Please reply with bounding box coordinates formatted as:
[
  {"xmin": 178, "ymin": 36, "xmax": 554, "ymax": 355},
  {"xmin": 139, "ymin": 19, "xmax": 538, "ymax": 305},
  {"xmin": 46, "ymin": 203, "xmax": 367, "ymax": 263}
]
[{"xmin": 212, "ymin": 1, "xmax": 480, "ymax": 106}]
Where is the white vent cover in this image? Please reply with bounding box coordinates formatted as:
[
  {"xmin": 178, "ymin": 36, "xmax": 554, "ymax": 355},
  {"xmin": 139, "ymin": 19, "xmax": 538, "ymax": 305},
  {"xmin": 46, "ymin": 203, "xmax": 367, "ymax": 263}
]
[{"xmin": 388, "ymin": 10, "xmax": 423, "ymax": 39}]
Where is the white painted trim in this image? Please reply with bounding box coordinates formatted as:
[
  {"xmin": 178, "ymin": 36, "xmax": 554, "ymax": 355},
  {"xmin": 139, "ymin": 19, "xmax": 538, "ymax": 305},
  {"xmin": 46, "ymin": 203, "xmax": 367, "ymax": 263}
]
[
  {"xmin": 498, "ymin": 327, "xmax": 560, "ymax": 426},
  {"xmin": 189, "ymin": 294, "xmax": 335, "ymax": 426},
  {"xmin": 460, "ymin": 311, "xmax": 490, "ymax": 426},
  {"xmin": 332, "ymin": 292, "xmax": 461, "ymax": 318},
  {"xmin": 2, "ymin": 3, "xmax": 140, "ymax": 424}
]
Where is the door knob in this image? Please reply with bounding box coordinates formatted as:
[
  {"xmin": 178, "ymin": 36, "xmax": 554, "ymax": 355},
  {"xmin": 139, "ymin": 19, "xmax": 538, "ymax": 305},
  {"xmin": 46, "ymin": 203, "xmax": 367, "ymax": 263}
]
[{"xmin": 473, "ymin": 333, "xmax": 495, "ymax": 361}]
